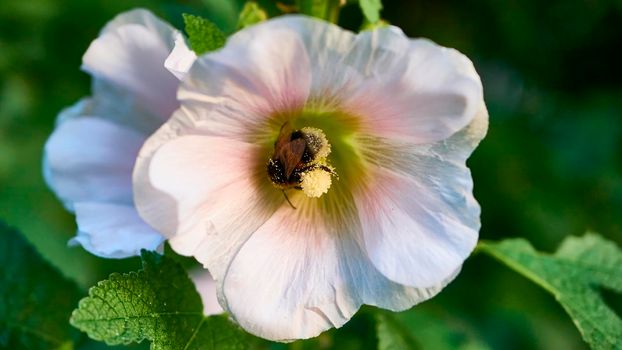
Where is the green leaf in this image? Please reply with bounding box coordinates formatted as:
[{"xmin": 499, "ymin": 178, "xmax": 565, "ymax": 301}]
[
  {"xmin": 70, "ymin": 251, "xmax": 248, "ymax": 350},
  {"xmin": 0, "ymin": 221, "xmax": 82, "ymax": 350},
  {"xmin": 479, "ymin": 234, "xmax": 622, "ymax": 350},
  {"xmin": 183, "ymin": 13, "xmax": 226, "ymax": 55},
  {"xmin": 376, "ymin": 310, "xmax": 490, "ymax": 350},
  {"xmin": 359, "ymin": 0, "xmax": 383, "ymax": 24},
  {"xmin": 237, "ymin": 2, "xmax": 268, "ymax": 29}
]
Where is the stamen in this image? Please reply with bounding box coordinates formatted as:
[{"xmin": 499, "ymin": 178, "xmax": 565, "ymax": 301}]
[{"xmin": 300, "ymin": 168, "xmax": 333, "ymax": 198}]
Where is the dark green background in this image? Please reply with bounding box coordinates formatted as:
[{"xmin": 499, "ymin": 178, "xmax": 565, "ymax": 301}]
[{"xmin": 1, "ymin": 0, "xmax": 621, "ymax": 349}]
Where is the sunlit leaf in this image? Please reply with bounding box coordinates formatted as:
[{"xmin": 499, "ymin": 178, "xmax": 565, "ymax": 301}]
[
  {"xmin": 479, "ymin": 234, "xmax": 622, "ymax": 350},
  {"xmin": 70, "ymin": 251, "xmax": 248, "ymax": 350},
  {"xmin": 183, "ymin": 14, "xmax": 226, "ymax": 55},
  {"xmin": 359, "ymin": 0, "xmax": 382, "ymax": 24},
  {"xmin": 0, "ymin": 221, "xmax": 81, "ymax": 350},
  {"xmin": 237, "ymin": 2, "xmax": 268, "ymax": 29}
]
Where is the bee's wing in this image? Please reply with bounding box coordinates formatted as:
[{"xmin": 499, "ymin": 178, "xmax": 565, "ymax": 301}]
[
  {"xmin": 274, "ymin": 121, "xmax": 293, "ymax": 151},
  {"xmin": 278, "ymin": 139, "xmax": 306, "ymax": 178}
]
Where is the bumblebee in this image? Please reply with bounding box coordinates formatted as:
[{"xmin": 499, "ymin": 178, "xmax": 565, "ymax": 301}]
[{"xmin": 267, "ymin": 122, "xmax": 337, "ymax": 204}]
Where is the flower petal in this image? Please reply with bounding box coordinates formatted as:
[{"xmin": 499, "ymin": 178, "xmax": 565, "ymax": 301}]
[
  {"xmin": 218, "ymin": 202, "xmax": 459, "ymax": 341},
  {"xmin": 139, "ymin": 134, "xmax": 282, "ymax": 273},
  {"xmin": 205, "ymin": 16, "xmax": 481, "ymax": 144},
  {"xmin": 189, "ymin": 269, "xmax": 224, "ymax": 316},
  {"xmin": 342, "ymin": 33, "xmax": 483, "ymax": 144},
  {"xmin": 44, "ymin": 115, "xmax": 145, "ymax": 210},
  {"xmin": 69, "ymin": 202, "xmax": 164, "ymax": 258},
  {"xmin": 82, "ymin": 9, "xmax": 179, "ymax": 128},
  {"xmin": 354, "ymin": 103, "xmax": 488, "ymax": 287},
  {"xmin": 177, "ymin": 19, "xmax": 312, "ymax": 139},
  {"xmin": 164, "ymin": 32, "xmax": 197, "ymax": 80}
]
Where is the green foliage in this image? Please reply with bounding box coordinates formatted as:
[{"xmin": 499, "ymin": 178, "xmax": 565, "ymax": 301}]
[
  {"xmin": 376, "ymin": 310, "xmax": 490, "ymax": 350},
  {"xmin": 360, "ymin": 18, "xmax": 389, "ymax": 31},
  {"xmin": 0, "ymin": 221, "xmax": 81, "ymax": 350},
  {"xmin": 182, "ymin": 14, "xmax": 226, "ymax": 55},
  {"xmin": 479, "ymin": 234, "xmax": 622, "ymax": 350},
  {"xmin": 296, "ymin": 0, "xmax": 342, "ymax": 23},
  {"xmin": 237, "ymin": 2, "xmax": 268, "ymax": 29},
  {"xmin": 70, "ymin": 251, "xmax": 248, "ymax": 350},
  {"xmin": 359, "ymin": 0, "xmax": 382, "ymax": 24}
]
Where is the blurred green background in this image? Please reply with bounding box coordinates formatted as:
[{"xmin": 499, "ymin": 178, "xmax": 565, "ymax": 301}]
[{"xmin": 1, "ymin": 0, "xmax": 621, "ymax": 349}]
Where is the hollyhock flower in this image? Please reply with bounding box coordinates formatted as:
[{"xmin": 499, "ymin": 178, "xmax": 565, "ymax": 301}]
[
  {"xmin": 44, "ymin": 9, "xmax": 183, "ymax": 258},
  {"xmin": 134, "ymin": 15, "xmax": 488, "ymax": 341},
  {"xmin": 43, "ymin": 8, "xmax": 221, "ymax": 314}
]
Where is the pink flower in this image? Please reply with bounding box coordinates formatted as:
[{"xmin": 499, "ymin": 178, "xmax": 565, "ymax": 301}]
[{"xmin": 134, "ymin": 15, "xmax": 488, "ymax": 341}]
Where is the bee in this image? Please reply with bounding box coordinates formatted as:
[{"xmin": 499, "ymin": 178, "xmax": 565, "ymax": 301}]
[{"xmin": 267, "ymin": 122, "xmax": 337, "ymax": 208}]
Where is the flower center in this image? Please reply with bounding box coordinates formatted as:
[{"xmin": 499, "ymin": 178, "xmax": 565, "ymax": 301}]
[{"xmin": 266, "ymin": 124, "xmax": 337, "ymax": 199}]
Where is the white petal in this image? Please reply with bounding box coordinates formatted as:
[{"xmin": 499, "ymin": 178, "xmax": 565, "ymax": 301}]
[
  {"xmin": 342, "ymin": 33, "xmax": 483, "ymax": 144},
  {"xmin": 69, "ymin": 202, "xmax": 164, "ymax": 258},
  {"xmin": 164, "ymin": 32, "xmax": 197, "ymax": 80},
  {"xmin": 228, "ymin": 16, "xmax": 360, "ymax": 109},
  {"xmin": 189, "ymin": 269, "xmax": 224, "ymax": 316},
  {"xmin": 82, "ymin": 9, "xmax": 179, "ymax": 126},
  {"xmin": 218, "ymin": 202, "xmax": 459, "ymax": 341},
  {"xmin": 209, "ymin": 16, "xmax": 481, "ymax": 144},
  {"xmin": 177, "ymin": 21, "xmax": 311, "ymax": 138},
  {"xmin": 138, "ymin": 134, "xmax": 282, "ymax": 276},
  {"xmin": 44, "ymin": 116, "xmax": 145, "ymax": 210},
  {"xmin": 355, "ymin": 103, "xmax": 488, "ymax": 287},
  {"xmin": 100, "ymin": 8, "xmax": 175, "ymax": 37}
]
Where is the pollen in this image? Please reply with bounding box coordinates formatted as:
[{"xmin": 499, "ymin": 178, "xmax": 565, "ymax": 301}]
[
  {"xmin": 300, "ymin": 168, "xmax": 333, "ymax": 198},
  {"xmin": 301, "ymin": 127, "xmax": 331, "ymax": 159}
]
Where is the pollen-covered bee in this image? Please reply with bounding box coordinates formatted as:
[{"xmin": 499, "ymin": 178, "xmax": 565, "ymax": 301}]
[{"xmin": 267, "ymin": 122, "xmax": 337, "ymax": 205}]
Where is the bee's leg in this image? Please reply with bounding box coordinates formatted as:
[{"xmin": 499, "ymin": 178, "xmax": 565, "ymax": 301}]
[
  {"xmin": 319, "ymin": 165, "xmax": 339, "ymax": 178},
  {"xmin": 282, "ymin": 190, "xmax": 297, "ymax": 209}
]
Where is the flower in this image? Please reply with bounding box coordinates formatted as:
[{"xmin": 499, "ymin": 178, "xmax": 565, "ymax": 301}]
[
  {"xmin": 43, "ymin": 9, "xmax": 221, "ymax": 315},
  {"xmin": 44, "ymin": 9, "xmax": 185, "ymax": 258},
  {"xmin": 134, "ymin": 15, "xmax": 488, "ymax": 341}
]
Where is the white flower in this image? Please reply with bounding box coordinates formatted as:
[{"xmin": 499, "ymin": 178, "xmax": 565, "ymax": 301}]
[
  {"xmin": 44, "ymin": 7, "xmax": 221, "ymax": 315},
  {"xmin": 44, "ymin": 8, "xmax": 186, "ymax": 258},
  {"xmin": 134, "ymin": 15, "xmax": 488, "ymax": 341}
]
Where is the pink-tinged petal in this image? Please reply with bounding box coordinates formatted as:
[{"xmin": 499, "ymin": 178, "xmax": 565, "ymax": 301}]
[
  {"xmin": 189, "ymin": 269, "xmax": 224, "ymax": 316},
  {"xmin": 44, "ymin": 116, "xmax": 145, "ymax": 210},
  {"xmin": 178, "ymin": 23, "xmax": 311, "ymax": 139},
  {"xmin": 164, "ymin": 32, "xmax": 197, "ymax": 80},
  {"xmin": 82, "ymin": 9, "xmax": 179, "ymax": 126},
  {"xmin": 69, "ymin": 202, "xmax": 164, "ymax": 258},
  {"xmin": 342, "ymin": 34, "xmax": 483, "ymax": 144},
  {"xmin": 217, "ymin": 201, "xmax": 459, "ymax": 341},
  {"xmin": 223, "ymin": 16, "xmax": 362, "ymax": 109},
  {"xmin": 137, "ymin": 134, "xmax": 281, "ymax": 272},
  {"xmin": 355, "ymin": 103, "xmax": 488, "ymax": 287}
]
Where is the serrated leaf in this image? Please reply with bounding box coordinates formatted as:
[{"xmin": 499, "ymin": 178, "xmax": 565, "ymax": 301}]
[
  {"xmin": 479, "ymin": 234, "xmax": 622, "ymax": 350},
  {"xmin": 0, "ymin": 221, "xmax": 82, "ymax": 350},
  {"xmin": 376, "ymin": 310, "xmax": 490, "ymax": 350},
  {"xmin": 237, "ymin": 2, "xmax": 268, "ymax": 29},
  {"xmin": 70, "ymin": 251, "xmax": 248, "ymax": 350},
  {"xmin": 183, "ymin": 14, "xmax": 226, "ymax": 55},
  {"xmin": 359, "ymin": 0, "xmax": 383, "ymax": 24}
]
